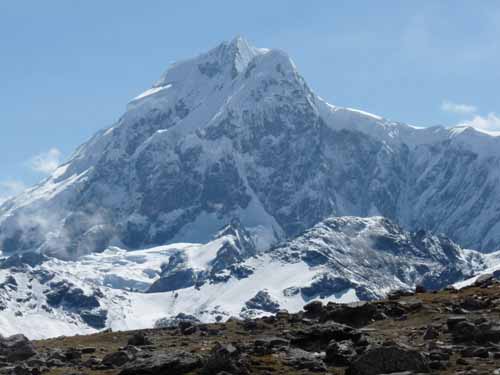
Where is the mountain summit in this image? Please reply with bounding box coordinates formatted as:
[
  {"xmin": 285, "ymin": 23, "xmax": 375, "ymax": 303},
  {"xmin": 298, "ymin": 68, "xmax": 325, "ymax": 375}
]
[{"xmin": 1, "ymin": 37, "xmax": 500, "ymax": 257}]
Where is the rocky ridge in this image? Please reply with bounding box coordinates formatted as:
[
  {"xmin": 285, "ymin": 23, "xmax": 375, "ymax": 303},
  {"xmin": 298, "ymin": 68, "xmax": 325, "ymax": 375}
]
[{"xmin": 0, "ymin": 216, "xmax": 494, "ymax": 339}]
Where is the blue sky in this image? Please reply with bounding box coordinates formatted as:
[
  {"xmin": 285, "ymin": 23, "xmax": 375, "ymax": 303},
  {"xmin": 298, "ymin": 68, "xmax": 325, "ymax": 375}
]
[{"xmin": 1, "ymin": 1, "xmax": 499, "ymax": 201}]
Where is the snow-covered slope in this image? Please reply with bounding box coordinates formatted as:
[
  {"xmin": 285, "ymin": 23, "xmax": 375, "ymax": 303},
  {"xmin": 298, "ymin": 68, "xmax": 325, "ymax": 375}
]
[
  {"xmin": 453, "ymin": 250, "xmax": 500, "ymax": 289},
  {"xmin": 0, "ymin": 216, "xmax": 489, "ymax": 339},
  {"xmin": 2, "ymin": 37, "xmax": 500, "ymax": 257}
]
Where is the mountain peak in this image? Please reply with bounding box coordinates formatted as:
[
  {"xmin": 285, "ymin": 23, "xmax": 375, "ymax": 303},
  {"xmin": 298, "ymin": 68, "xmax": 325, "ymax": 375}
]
[
  {"xmin": 215, "ymin": 36, "xmax": 269, "ymax": 74},
  {"xmin": 152, "ymin": 36, "xmax": 269, "ymax": 89}
]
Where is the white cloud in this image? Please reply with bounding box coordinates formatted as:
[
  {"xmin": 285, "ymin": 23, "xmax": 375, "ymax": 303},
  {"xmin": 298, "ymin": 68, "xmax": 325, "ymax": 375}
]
[
  {"xmin": 29, "ymin": 148, "xmax": 62, "ymax": 174},
  {"xmin": 0, "ymin": 180, "xmax": 27, "ymax": 204},
  {"xmin": 464, "ymin": 113, "xmax": 500, "ymax": 132},
  {"xmin": 441, "ymin": 100, "xmax": 477, "ymax": 115}
]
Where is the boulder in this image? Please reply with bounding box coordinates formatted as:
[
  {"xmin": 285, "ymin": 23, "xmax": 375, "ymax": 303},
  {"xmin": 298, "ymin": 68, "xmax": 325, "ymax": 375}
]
[
  {"xmin": 0, "ymin": 334, "xmax": 37, "ymax": 362},
  {"xmin": 303, "ymin": 301, "xmax": 324, "ymax": 317},
  {"xmin": 451, "ymin": 321, "xmax": 478, "ymax": 342},
  {"xmin": 387, "ymin": 289, "xmax": 414, "ymax": 300},
  {"xmin": 127, "ymin": 332, "xmax": 152, "ymax": 347},
  {"xmin": 325, "ymin": 339, "xmax": 356, "ymax": 366},
  {"xmin": 446, "ymin": 315, "xmax": 467, "ymax": 331},
  {"xmin": 291, "ymin": 322, "xmax": 359, "ymax": 352},
  {"xmin": 460, "ymin": 296, "xmax": 490, "ymax": 311},
  {"xmin": 119, "ymin": 351, "xmax": 201, "ymax": 375},
  {"xmin": 347, "ymin": 346, "xmax": 429, "ymax": 375},
  {"xmin": 253, "ymin": 337, "xmax": 290, "ymax": 355},
  {"xmin": 322, "ymin": 302, "xmax": 378, "ymax": 327},
  {"xmin": 460, "ymin": 346, "xmax": 489, "ymax": 358},
  {"xmin": 284, "ymin": 348, "xmax": 327, "ymax": 372},
  {"xmin": 102, "ymin": 351, "xmax": 135, "ymax": 367},
  {"xmin": 201, "ymin": 342, "xmax": 243, "ymax": 374}
]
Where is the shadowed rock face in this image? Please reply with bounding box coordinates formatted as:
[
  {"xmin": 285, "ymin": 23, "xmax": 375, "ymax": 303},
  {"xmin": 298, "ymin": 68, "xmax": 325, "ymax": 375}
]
[
  {"xmin": 269, "ymin": 216, "xmax": 484, "ymax": 299},
  {"xmin": 2, "ymin": 37, "xmax": 500, "ymax": 258},
  {"xmin": 347, "ymin": 346, "xmax": 429, "ymax": 375},
  {"xmin": 0, "ymin": 334, "xmax": 36, "ymax": 362}
]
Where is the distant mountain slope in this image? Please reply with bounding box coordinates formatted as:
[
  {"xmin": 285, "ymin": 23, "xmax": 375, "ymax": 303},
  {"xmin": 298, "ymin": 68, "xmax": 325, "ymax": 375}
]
[
  {"xmin": 1, "ymin": 37, "xmax": 500, "ymax": 257},
  {"xmin": 0, "ymin": 216, "xmax": 490, "ymax": 339}
]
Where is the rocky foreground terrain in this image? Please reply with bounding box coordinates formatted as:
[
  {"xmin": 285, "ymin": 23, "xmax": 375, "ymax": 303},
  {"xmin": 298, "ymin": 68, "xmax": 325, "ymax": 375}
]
[{"xmin": 1, "ymin": 274, "xmax": 500, "ymax": 374}]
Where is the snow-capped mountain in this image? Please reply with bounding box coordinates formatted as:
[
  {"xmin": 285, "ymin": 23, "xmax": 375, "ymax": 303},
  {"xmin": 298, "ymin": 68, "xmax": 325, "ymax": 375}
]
[
  {"xmin": 0, "ymin": 216, "xmax": 490, "ymax": 339},
  {"xmin": 1, "ymin": 37, "xmax": 500, "ymax": 256}
]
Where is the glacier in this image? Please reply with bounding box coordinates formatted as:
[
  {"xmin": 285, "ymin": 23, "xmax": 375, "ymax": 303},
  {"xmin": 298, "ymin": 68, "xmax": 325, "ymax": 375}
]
[{"xmin": 0, "ymin": 216, "xmax": 494, "ymax": 339}]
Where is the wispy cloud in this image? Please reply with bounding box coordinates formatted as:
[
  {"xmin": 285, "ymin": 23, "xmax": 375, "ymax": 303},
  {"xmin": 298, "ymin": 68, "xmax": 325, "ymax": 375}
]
[
  {"xmin": 464, "ymin": 113, "xmax": 500, "ymax": 132},
  {"xmin": 0, "ymin": 147, "xmax": 62, "ymax": 204},
  {"xmin": 441, "ymin": 100, "xmax": 477, "ymax": 115},
  {"xmin": 29, "ymin": 148, "xmax": 62, "ymax": 174},
  {"xmin": 0, "ymin": 180, "xmax": 27, "ymax": 205}
]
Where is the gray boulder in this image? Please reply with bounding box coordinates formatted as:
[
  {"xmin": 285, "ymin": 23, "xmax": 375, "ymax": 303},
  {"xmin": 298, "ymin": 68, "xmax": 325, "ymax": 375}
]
[
  {"xmin": 0, "ymin": 334, "xmax": 37, "ymax": 362},
  {"xmin": 347, "ymin": 346, "xmax": 429, "ymax": 375},
  {"xmin": 119, "ymin": 351, "xmax": 202, "ymax": 375}
]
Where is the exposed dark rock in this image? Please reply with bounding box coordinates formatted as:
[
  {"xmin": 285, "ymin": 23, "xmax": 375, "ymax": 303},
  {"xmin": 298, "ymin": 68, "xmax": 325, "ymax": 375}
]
[
  {"xmin": 284, "ymin": 348, "xmax": 327, "ymax": 372},
  {"xmin": 244, "ymin": 290, "xmax": 280, "ymax": 313},
  {"xmin": 210, "ymin": 220, "xmax": 256, "ymax": 275},
  {"xmin": 45, "ymin": 281, "xmax": 101, "ymax": 310},
  {"xmin": 201, "ymin": 342, "xmax": 245, "ymax": 374},
  {"xmin": 301, "ymin": 275, "xmax": 353, "ymax": 300},
  {"xmin": 423, "ymin": 325, "xmax": 440, "ymax": 340},
  {"xmin": 0, "ymin": 275, "xmax": 18, "ymax": 290},
  {"xmin": 387, "ymin": 289, "xmax": 414, "ymax": 300},
  {"xmin": 229, "ymin": 264, "xmax": 254, "ymax": 280},
  {"xmin": 446, "ymin": 315, "xmax": 467, "ymax": 331},
  {"xmin": 415, "ymin": 284, "xmax": 427, "ymax": 293},
  {"xmin": 102, "ymin": 350, "xmax": 135, "ymax": 367},
  {"xmin": 451, "ymin": 320, "xmax": 478, "ymax": 342},
  {"xmin": 147, "ymin": 251, "xmax": 198, "ymax": 293},
  {"xmin": 80, "ymin": 309, "xmax": 108, "ymax": 329},
  {"xmin": 396, "ymin": 299, "xmax": 423, "ymax": 312},
  {"xmin": 0, "ymin": 252, "xmax": 48, "ymax": 269},
  {"xmin": 178, "ymin": 321, "xmax": 197, "ymax": 335},
  {"xmin": 303, "ymin": 300, "xmax": 324, "ymax": 317},
  {"xmin": 474, "ymin": 273, "xmax": 494, "ymax": 287},
  {"xmin": 460, "ymin": 296, "xmax": 490, "ymax": 311},
  {"xmin": 0, "ymin": 334, "xmax": 36, "ymax": 362},
  {"xmin": 253, "ymin": 336, "xmax": 290, "ymax": 355},
  {"xmin": 322, "ymin": 302, "xmax": 378, "ymax": 327},
  {"xmin": 460, "ymin": 346, "xmax": 489, "ymax": 358},
  {"xmin": 31, "ymin": 269, "xmax": 55, "ymax": 284},
  {"xmin": 119, "ymin": 351, "xmax": 202, "ymax": 375},
  {"xmin": 128, "ymin": 332, "xmax": 152, "ymax": 347},
  {"xmin": 325, "ymin": 339, "xmax": 356, "ymax": 366},
  {"xmin": 291, "ymin": 322, "xmax": 360, "ymax": 352},
  {"xmin": 148, "ymin": 268, "xmax": 197, "ymax": 293},
  {"xmin": 347, "ymin": 346, "xmax": 429, "ymax": 375}
]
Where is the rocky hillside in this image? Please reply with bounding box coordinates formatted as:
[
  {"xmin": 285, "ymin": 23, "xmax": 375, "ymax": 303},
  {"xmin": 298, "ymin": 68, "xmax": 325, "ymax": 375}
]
[
  {"xmin": 1, "ymin": 273, "xmax": 500, "ymax": 374},
  {"xmin": 1, "ymin": 37, "xmax": 500, "ymax": 258}
]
